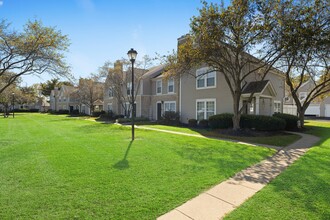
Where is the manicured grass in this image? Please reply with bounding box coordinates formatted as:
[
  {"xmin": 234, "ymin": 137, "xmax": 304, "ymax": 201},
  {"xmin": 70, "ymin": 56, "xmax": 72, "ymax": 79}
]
[
  {"xmin": 0, "ymin": 113, "xmax": 275, "ymax": 219},
  {"xmin": 225, "ymin": 120, "xmax": 330, "ymax": 220},
  {"xmin": 139, "ymin": 124, "xmax": 300, "ymax": 147}
]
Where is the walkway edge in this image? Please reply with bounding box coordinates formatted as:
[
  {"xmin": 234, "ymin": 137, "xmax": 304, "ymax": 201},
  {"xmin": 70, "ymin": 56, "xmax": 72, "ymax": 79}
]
[{"xmin": 157, "ymin": 131, "xmax": 320, "ymax": 220}]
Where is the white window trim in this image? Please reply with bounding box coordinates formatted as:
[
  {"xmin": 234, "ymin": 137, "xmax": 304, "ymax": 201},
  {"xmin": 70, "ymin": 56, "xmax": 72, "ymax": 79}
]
[
  {"xmin": 196, "ymin": 67, "xmax": 216, "ymax": 90},
  {"xmin": 164, "ymin": 101, "xmax": 176, "ymax": 113},
  {"xmin": 107, "ymin": 103, "xmax": 113, "ymax": 111},
  {"xmin": 167, "ymin": 78, "xmax": 175, "ymax": 94},
  {"xmin": 274, "ymin": 100, "xmax": 282, "ymax": 113},
  {"xmin": 127, "ymin": 82, "xmax": 132, "ymax": 96},
  {"xmin": 196, "ymin": 98, "xmax": 216, "ymax": 120},
  {"xmin": 156, "ymin": 79, "xmax": 162, "ymax": 95},
  {"xmin": 108, "ymin": 88, "xmax": 114, "ymax": 98}
]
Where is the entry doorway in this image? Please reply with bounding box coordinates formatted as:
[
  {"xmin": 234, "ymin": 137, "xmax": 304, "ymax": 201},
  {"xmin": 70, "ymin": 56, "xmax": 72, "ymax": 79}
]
[{"xmin": 157, "ymin": 103, "xmax": 162, "ymax": 120}]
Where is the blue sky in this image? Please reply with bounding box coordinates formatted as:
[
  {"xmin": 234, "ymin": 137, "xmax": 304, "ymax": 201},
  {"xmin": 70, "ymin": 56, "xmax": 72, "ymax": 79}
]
[{"xmin": 0, "ymin": 0, "xmax": 223, "ymax": 86}]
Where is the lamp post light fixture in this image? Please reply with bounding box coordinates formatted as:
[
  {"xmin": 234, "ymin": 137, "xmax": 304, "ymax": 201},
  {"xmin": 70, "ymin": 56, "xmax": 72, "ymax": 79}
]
[
  {"xmin": 11, "ymin": 92, "xmax": 15, "ymax": 118},
  {"xmin": 127, "ymin": 48, "xmax": 138, "ymax": 141}
]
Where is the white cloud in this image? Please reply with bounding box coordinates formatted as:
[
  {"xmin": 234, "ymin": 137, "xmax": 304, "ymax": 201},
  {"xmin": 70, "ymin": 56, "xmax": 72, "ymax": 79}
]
[{"xmin": 0, "ymin": 1, "xmax": 4, "ymax": 7}]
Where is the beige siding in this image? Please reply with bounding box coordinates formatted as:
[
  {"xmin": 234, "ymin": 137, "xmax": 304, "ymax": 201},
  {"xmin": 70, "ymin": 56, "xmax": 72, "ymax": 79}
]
[{"xmin": 180, "ymin": 69, "xmax": 233, "ymax": 123}]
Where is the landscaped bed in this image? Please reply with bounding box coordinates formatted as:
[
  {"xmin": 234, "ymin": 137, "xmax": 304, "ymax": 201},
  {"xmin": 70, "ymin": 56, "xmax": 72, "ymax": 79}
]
[
  {"xmin": 0, "ymin": 113, "xmax": 275, "ymax": 219},
  {"xmin": 138, "ymin": 124, "xmax": 301, "ymax": 147}
]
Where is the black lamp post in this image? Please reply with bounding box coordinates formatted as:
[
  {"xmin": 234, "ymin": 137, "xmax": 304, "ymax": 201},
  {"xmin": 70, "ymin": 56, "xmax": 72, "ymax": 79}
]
[
  {"xmin": 127, "ymin": 48, "xmax": 138, "ymax": 141},
  {"xmin": 11, "ymin": 92, "xmax": 15, "ymax": 118}
]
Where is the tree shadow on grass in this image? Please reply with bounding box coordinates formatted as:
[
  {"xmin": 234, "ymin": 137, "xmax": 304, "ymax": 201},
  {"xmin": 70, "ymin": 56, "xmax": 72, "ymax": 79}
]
[{"xmin": 113, "ymin": 140, "xmax": 133, "ymax": 170}]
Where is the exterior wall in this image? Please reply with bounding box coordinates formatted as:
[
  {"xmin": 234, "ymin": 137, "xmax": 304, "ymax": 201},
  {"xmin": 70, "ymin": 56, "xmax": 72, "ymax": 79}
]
[
  {"xmin": 149, "ymin": 76, "xmax": 180, "ymax": 120},
  {"xmin": 246, "ymin": 69, "xmax": 286, "ymax": 110},
  {"xmin": 180, "ymin": 68, "xmax": 233, "ymax": 124}
]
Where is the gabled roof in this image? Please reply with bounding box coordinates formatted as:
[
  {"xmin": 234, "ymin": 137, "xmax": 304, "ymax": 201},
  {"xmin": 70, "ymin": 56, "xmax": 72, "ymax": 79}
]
[
  {"xmin": 242, "ymin": 80, "xmax": 269, "ymax": 94},
  {"xmin": 242, "ymin": 80, "xmax": 277, "ymax": 97},
  {"xmin": 142, "ymin": 64, "xmax": 166, "ymax": 79}
]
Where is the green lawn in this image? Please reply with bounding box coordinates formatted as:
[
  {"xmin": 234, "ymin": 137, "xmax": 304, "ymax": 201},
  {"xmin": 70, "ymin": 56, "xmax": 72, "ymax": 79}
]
[
  {"xmin": 139, "ymin": 124, "xmax": 300, "ymax": 147},
  {"xmin": 225, "ymin": 120, "xmax": 330, "ymax": 220},
  {"xmin": 0, "ymin": 113, "xmax": 275, "ymax": 219}
]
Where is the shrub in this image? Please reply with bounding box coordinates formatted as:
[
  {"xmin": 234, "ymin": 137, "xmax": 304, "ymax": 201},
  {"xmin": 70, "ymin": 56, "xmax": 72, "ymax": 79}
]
[
  {"xmin": 209, "ymin": 113, "xmax": 233, "ymax": 129},
  {"xmin": 240, "ymin": 114, "xmax": 286, "ymax": 131},
  {"xmin": 70, "ymin": 109, "xmax": 80, "ymax": 115},
  {"xmin": 188, "ymin": 119, "xmax": 197, "ymax": 127},
  {"xmin": 114, "ymin": 114, "xmax": 125, "ymax": 120},
  {"xmin": 198, "ymin": 119, "xmax": 209, "ymax": 128},
  {"xmin": 273, "ymin": 113, "xmax": 299, "ymax": 130},
  {"xmin": 57, "ymin": 109, "xmax": 69, "ymax": 114},
  {"xmin": 161, "ymin": 111, "xmax": 180, "ymax": 125},
  {"xmin": 13, "ymin": 108, "xmax": 39, "ymax": 113},
  {"xmin": 92, "ymin": 111, "xmax": 105, "ymax": 117},
  {"xmin": 99, "ymin": 111, "xmax": 115, "ymax": 120},
  {"xmin": 116, "ymin": 117, "xmax": 149, "ymax": 123}
]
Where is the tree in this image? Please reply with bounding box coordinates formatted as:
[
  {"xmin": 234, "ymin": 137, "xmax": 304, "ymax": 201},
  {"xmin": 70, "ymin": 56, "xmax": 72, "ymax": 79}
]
[
  {"xmin": 164, "ymin": 0, "xmax": 281, "ymax": 130},
  {"xmin": 18, "ymin": 85, "xmax": 37, "ymax": 107},
  {"xmin": 40, "ymin": 78, "xmax": 73, "ymax": 96},
  {"xmin": 0, "ymin": 84, "xmax": 19, "ymax": 116},
  {"xmin": 268, "ymin": 0, "xmax": 330, "ymax": 127},
  {"xmin": 0, "ymin": 19, "xmax": 71, "ymax": 94},
  {"xmin": 100, "ymin": 56, "xmax": 153, "ymax": 116},
  {"xmin": 77, "ymin": 74, "xmax": 104, "ymax": 115}
]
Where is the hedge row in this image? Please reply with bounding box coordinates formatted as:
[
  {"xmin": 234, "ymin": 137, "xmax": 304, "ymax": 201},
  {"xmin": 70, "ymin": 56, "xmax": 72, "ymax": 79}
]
[
  {"xmin": 240, "ymin": 114, "xmax": 286, "ymax": 131},
  {"xmin": 116, "ymin": 117, "xmax": 149, "ymax": 123},
  {"xmin": 208, "ymin": 113, "xmax": 287, "ymax": 131},
  {"xmin": 273, "ymin": 113, "xmax": 299, "ymax": 130},
  {"xmin": 209, "ymin": 113, "xmax": 233, "ymax": 129}
]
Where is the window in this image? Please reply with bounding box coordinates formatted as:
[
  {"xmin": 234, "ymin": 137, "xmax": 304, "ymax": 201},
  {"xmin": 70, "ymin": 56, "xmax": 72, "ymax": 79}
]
[
  {"xmin": 108, "ymin": 88, "xmax": 114, "ymax": 97},
  {"xmin": 164, "ymin": 101, "xmax": 176, "ymax": 113},
  {"xmin": 107, "ymin": 103, "xmax": 113, "ymax": 112},
  {"xmin": 127, "ymin": 82, "xmax": 132, "ymax": 95},
  {"xmin": 156, "ymin": 80, "xmax": 162, "ymax": 94},
  {"xmin": 196, "ymin": 99, "xmax": 216, "ymax": 121},
  {"xmin": 299, "ymin": 92, "xmax": 307, "ymax": 101},
  {"xmin": 168, "ymin": 78, "xmax": 174, "ymax": 93},
  {"xmin": 274, "ymin": 101, "xmax": 281, "ymax": 113},
  {"xmin": 249, "ymin": 102, "xmax": 254, "ymax": 114},
  {"xmin": 196, "ymin": 67, "xmax": 216, "ymax": 89},
  {"xmin": 124, "ymin": 102, "xmax": 130, "ymax": 117}
]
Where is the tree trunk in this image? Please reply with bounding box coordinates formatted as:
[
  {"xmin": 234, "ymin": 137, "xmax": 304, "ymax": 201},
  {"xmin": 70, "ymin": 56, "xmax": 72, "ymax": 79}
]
[
  {"xmin": 298, "ymin": 109, "xmax": 305, "ymax": 128},
  {"xmin": 232, "ymin": 94, "xmax": 241, "ymax": 130}
]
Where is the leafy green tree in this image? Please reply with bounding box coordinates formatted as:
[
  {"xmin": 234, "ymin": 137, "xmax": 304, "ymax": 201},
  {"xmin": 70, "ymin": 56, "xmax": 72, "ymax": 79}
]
[
  {"xmin": 165, "ymin": 0, "xmax": 281, "ymax": 130},
  {"xmin": 268, "ymin": 0, "xmax": 330, "ymax": 127},
  {"xmin": 0, "ymin": 19, "xmax": 71, "ymax": 94},
  {"xmin": 40, "ymin": 78, "xmax": 73, "ymax": 96}
]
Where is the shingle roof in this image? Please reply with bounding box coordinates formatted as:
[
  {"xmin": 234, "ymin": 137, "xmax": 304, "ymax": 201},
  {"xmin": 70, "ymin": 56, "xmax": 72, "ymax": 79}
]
[
  {"xmin": 142, "ymin": 64, "xmax": 166, "ymax": 79},
  {"xmin": 242, "ymin": 80, "xmax": 269, "ymax": 94}
]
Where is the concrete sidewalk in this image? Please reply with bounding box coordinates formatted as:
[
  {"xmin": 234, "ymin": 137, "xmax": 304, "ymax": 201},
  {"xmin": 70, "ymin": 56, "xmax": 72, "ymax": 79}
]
[{"xmin": 157, "ymin": 132, "xmax": 320, "ymax": 220}]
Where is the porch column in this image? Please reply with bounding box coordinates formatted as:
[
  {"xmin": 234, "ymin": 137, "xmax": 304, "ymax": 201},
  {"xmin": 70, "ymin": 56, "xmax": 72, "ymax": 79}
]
[
  {"xmin": 270, "ymin": 98, "xmax": 274, "ymax": 115},
  {"xmin": 255, "ymin": 96, "xmax": 260, "ymax": 115}
]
